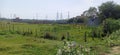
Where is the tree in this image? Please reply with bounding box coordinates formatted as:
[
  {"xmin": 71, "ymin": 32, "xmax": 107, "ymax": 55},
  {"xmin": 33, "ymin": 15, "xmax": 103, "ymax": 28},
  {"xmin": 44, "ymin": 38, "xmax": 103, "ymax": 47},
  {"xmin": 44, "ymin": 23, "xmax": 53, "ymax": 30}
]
[
  {"xmin": 99, "ymin": 1, "xmax": 120, "ymax": 20},
  {"xmin": 67, "ymin": 16, "xmax": 84, "ymax": 24},
  {"xmin": 67, "ymin": 7, "xmax": 98, "ymax": 24},
  {"xmin": 83, "ymin": 7, "xmax": 98, "ymax": 18}
]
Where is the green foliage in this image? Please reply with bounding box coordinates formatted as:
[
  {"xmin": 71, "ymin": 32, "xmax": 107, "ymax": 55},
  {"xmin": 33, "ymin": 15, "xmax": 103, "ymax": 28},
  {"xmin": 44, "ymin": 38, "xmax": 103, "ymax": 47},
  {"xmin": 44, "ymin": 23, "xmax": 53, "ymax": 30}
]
[
  {"xmin": 0, "ymin": 47, "xmax": 11, "ymax": 51},
  {"xmin": 0, "ymin": 31, "xmax": 7, "ymax": 35},
  {"xmin": 99, "ymin": 1, "xmax": 120, "ymax": 20},
  {"xmin": 84, "ymin": 31, "xmax": 87, "ymax": 42},
  {"xmin": 61, "ymin": 35, "xmax": 65, "ymax": 40},
  {"xmin": 102, "ymin": 19, "xmax": 120, "ymax": 36},
  {"xmin": 67, "ymin": 17, "xmax": 84, "ymax": 24},
  {"xmin": 21, "ymin": 44, "xmax": 36, "ymax": 49},
  {"xmin": 106, "ymin": 29, "xmax": 120, "ymax": 47},
  {"xmin": 0, "ymin": 21, "xmax": 119, "ymax": 55},
  {"xmin": 43, "ymin": 32, "xmax": 57, "ymax": 40},
  {"xmin": 83, "ymin": 7, "xmax": 98, "ymax": 18}
]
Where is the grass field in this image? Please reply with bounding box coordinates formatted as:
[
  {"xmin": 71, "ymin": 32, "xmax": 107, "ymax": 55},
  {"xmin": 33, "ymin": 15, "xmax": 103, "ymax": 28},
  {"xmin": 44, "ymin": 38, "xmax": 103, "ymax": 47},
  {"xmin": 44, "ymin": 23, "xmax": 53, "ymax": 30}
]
[{"xmin": 0, "ymin": 21, "xmax": 119, "ymax": 55}]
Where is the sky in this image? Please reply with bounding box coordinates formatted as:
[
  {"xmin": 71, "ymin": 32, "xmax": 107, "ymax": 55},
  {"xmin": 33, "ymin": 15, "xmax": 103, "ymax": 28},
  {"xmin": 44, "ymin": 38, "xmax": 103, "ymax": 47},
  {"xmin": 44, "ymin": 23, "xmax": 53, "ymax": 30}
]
[{"xmin": 0, "ymin": 0, "xmax": 120, "ymax": 20}]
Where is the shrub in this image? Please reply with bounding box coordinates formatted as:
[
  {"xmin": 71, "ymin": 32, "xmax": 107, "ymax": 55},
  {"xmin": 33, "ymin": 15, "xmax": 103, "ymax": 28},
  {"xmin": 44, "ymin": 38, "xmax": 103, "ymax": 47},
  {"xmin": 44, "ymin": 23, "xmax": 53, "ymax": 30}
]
[
  {"xmin": 56, "ymin": 41, "xmax": 97, "ymax": 55},
  {"xmin": 22, "ymin": 31, "xmax": 32, "ymax": 36},
  {"xmin": 61, "ymin": 35, "xmax": 65, "ymax": 40},
  {"xmin": 106, "ymin": 29, "xmax": 120, "ymax": 47},
  {"xmin": 0, "ymin": 47, "xmax": 11, "ymax": 51},
  {"xmin": 0, "ymin": 31, "xmax": 7, "ymax": 35},
  {"xmin": 102, "ymin": 19, "xmax": 120, "ymax": 36},
  {"xmin": 43, "ymin": 32, "xmax": 57, "ymax": 40}
]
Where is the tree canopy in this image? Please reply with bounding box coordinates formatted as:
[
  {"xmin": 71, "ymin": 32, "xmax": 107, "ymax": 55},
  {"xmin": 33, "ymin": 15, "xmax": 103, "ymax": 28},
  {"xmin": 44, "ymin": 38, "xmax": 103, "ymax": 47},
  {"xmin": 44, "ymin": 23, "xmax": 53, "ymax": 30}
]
[
  {"xmin": 83, "ymin": 7, "xmax": 98, "ymax": 18},
  {"xmin": 99, "ymin": 1, "xmax": 120, "ymax": 20},
  {"xmin": 67, "ymin": 1, "xmax": 120, "ymax": 24}
]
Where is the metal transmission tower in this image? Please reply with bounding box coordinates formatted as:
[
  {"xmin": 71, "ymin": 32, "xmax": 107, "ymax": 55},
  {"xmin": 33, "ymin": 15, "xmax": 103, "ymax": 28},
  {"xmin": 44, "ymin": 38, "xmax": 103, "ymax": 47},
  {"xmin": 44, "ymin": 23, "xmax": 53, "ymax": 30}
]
[
  {"xmin": 10, "ymin": 14, "xmax": 13, "ymax": 19},
  {"xmin": 0, "ymin": 12, "xmax": 1, "ymax": 18},
  {"xmin": 56, "ymin": 12, "xmax": 59, "ymax": 20},
  {"xmin": 45, "ymin": 15, "xmax": 48, "ymax": 20},
  {"xmin": 13, "ymin": 14, "xmax": 16, "ymax": 19},
  {"xmin": 60, "ymin": 12, "xmax": 63, "ymax": 20},
  {"xmin": 68, "ymin": 11, "xmax": 70, "ymax": 19},
  {"xmin": 36, "ymin": 13, "xmax": 38, "ymax": 20}
]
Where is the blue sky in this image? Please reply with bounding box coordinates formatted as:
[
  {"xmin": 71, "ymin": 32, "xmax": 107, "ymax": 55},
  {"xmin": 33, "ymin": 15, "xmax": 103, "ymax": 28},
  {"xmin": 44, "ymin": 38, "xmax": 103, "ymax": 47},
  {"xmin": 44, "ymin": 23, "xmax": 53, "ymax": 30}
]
[{"xmin": 0, "ymin": 0, "xmax": 120, "ymax": 20}]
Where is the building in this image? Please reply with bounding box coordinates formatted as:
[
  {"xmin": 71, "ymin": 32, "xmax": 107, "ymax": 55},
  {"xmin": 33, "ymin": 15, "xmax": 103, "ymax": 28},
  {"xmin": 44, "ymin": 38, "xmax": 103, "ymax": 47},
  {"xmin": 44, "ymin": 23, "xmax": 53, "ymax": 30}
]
[{"xmin": 12, "ymin": 17, "xmax": 22, "ymax": 22}]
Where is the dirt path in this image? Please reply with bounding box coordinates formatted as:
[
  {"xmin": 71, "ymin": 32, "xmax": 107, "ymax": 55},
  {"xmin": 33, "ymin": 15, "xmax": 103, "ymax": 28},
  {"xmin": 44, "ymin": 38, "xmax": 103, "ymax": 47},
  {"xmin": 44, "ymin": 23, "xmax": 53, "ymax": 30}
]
[{"xmin": 107, "ymin": 46, "xmax": 120, "ymax": 55}]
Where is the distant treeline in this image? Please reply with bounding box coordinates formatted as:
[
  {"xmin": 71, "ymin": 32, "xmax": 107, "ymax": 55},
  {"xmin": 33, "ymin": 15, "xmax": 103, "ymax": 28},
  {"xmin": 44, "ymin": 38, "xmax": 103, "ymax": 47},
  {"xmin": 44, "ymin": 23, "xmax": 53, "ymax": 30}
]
[{"xmin": 0, "ymin": 18, "xmax": 68, "ymax": 24}]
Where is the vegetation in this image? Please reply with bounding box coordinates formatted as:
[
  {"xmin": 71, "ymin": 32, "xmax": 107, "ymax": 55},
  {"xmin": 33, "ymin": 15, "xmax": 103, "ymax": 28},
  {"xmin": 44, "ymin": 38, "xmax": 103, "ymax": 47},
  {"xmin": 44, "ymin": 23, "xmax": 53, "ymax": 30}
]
[
  {"xmin": 0, "ymin": 20, "xmax": 119, "ymax": 55},
  {"xmin": 99, "ymin": 1, "xmax": 120, "ymax": 20},
  {"xmin": 102, "ymin": 19, "xmax": 120, "ymax": 36},
  {"xmin": 0, "ymin": 1, "xmax": 120, "ymax": 55}
]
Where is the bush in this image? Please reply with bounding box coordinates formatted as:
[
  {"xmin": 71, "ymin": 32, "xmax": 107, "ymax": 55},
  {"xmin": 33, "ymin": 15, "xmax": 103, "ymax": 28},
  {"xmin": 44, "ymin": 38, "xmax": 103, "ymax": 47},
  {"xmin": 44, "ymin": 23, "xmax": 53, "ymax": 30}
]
[
  {"xmin": 0, "ymin": 47, "xmax": 11, "ymax": 51},
  {"xmin": 0, "ymin": 31, "xmax": 7, "ymax": 35},
  {"xmin": 56, "ymin": 41, "xmax": 97, "ymax": 55},
  {"xmin": 102, "ymin": 19, "xmax": 120, "ymax": 36},
  {"xmin": 106, "ymin": 29, "xmax": 120, "ymax": 46},
  {"xmin": 43, "ymin": 32, "xmax": 57, "ymax": 40}
]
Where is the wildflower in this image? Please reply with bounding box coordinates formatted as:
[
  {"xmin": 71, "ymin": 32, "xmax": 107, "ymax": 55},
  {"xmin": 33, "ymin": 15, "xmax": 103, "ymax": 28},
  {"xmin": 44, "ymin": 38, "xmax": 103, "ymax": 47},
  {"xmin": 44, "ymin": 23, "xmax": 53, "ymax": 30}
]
[
  {"xmin": 84, "ymin": 48, "xmax": 90, "ymax": 52},
  {"xmin": 56, "ymin": 49, "xmax": 62, "ymax": 55},
  {"xmin": 71, "ymin": 41, "xmax": 77, "ymax": 47}
]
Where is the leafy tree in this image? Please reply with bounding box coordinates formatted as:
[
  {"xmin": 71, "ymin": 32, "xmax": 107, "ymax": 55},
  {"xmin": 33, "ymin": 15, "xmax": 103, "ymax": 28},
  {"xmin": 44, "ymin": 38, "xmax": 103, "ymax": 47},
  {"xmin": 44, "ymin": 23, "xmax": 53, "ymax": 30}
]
[
  {"xmin": 67, "ymin": 17, "xmax": 84, "ymax": 24},
  {"xmin": 99, "ymin": 1, "xmax": 120, "ymax": 20},
  {"xmin": 83, "ymin": 7, "xmax": 98, "ymax": 18},
  {"xmin": 67, "ymin": 7, "xmax": 98, "ymax": 24}
]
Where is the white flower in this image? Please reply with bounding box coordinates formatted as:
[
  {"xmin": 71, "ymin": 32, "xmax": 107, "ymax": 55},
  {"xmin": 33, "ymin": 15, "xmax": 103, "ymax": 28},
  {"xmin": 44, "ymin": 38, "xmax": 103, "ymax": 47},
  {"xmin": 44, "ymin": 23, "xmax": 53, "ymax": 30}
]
[
  {"xmin": 56, "ymin": 49, "xmax": 62, "ymax": 55},
  {"xmin": 71, "ymin": 41, "xmax": 77, "ymax": 47}
]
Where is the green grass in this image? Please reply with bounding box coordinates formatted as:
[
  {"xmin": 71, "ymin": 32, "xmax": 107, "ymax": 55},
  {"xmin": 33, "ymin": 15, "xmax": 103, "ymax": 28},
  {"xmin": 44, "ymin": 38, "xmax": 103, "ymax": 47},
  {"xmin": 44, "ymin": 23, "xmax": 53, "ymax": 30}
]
[
  {"xmin": 0, "ymin": 34, "xmax": 62, "ymax": 55},
  {"xmin": 0, "ymin": 21, "xmax": 119, "ymax": 55}
]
